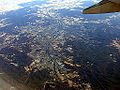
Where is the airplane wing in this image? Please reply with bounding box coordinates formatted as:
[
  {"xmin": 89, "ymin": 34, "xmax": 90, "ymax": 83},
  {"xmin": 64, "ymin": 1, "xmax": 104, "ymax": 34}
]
[{"xmin": 83, "ymin": 0, "xmax": 120, "ymax": 14}]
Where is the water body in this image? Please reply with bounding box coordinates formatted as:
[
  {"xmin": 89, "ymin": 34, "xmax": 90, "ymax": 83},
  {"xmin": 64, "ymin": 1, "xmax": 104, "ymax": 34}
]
[{"xmin": 0, "ymin": 0, "xmax": 120, "ymax": 90}]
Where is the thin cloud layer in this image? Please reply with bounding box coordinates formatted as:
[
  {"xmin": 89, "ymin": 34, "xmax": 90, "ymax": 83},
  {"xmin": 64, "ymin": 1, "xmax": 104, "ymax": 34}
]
[
  {"xmin": 0, "ymin": 0, "xmax": 100, "ymax": 13},
  {"xmin": 0, "ymin": 0, "xmax": 36, "ymax": 13}
]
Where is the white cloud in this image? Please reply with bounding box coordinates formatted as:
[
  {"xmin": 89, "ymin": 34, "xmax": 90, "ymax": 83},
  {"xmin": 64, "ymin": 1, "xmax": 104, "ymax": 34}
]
[
  {"xmin": 0, "ymin": 0, "xmax": 100, "ymax": 13},
  {"xmin": 0, "ymin": 0, "xmax": 36, "ymax": 13}
]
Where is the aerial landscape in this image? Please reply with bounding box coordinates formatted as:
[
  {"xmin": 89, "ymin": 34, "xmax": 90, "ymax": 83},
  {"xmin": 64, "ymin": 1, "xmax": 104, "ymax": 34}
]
[{"xmin": 0, "ymin": 0, "xmax": 120, "ymax": 90}]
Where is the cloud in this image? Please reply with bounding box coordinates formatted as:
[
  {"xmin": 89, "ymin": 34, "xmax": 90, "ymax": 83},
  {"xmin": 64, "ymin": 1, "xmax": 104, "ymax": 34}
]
[
  {"xmin": 0, "ymin": 0, "xmax": 36, "ymax": 13},
  {"xmin": 0, "ymin": 0, "xmax": 100, "ymax": 13}
]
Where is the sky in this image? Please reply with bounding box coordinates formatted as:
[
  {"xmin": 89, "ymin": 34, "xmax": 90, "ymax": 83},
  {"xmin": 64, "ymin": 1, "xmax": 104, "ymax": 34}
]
[
  {"xmin": 0, "ymin": 0, "xmax": 36, "ymax": 13},
  {"xmin": 0, "ymin": 0, "xmax": 100, "ymax": 13}
]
